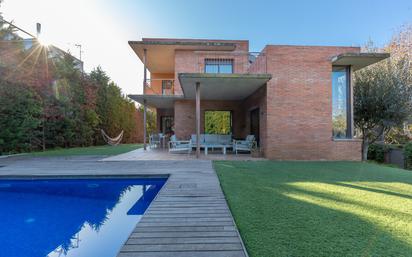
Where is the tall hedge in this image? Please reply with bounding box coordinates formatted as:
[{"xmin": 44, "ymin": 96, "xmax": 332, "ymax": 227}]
[
  {"xmin": 0, "ymin": 36, "xmax": 140, "ymax": 154},
  {"xmin": 0, "ymin": 81, "xmax": 43, "ymax": 153}
]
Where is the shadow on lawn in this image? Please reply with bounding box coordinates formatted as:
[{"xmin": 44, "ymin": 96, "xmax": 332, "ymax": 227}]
[
  {"xmin": 333, "ymin": 182, "xmax": 412, "ymax": 200},
  {"xmin": 215, "ymin": 161, "xmax": 412, "ymax": 257},
  {"xmin": 280, "ymin": 185, "xmax": 412, "ymax": 222}
]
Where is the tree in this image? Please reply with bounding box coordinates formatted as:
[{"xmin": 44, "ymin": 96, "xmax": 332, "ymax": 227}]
[
  {"xmin": 354, "ymin": 57, "xmax": 412, "ymax": 160},
  {"xmin": 0, "ymin": 81, "xmax": 43, "ymax": 154},
  {"xmin": 91, "ymin": 67, "xmax": 139, "ymax": 144}
]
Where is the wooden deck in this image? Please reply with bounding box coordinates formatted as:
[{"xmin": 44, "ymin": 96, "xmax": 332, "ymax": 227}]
[{"xmin": 0, "ymin": 156, "xmax": 248, "ymax": 257}]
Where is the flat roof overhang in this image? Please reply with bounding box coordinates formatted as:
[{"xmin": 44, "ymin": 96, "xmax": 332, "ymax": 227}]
[
  {"xmin": 331, "ymin": 52, "xmax": 390, "ymax": 71},
  {"xmin": 129, "ymin": 40, "xmax": 236, "ymax": 73},
  {"xmin": 178, "ymin": 73, "xmax": 272, "ymax": 101},
  {"xmin": 128, "ymin": 94, "xmax": 184, "ymax": 109}
]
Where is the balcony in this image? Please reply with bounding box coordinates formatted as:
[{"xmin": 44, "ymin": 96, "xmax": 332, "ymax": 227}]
[
  {"xmin": 144, "ymin": 79, "xmax": 175, "ymax": 96},
  {"xmin": 194, "ymin": 51, "xmax": 267, "ymax": 74}
]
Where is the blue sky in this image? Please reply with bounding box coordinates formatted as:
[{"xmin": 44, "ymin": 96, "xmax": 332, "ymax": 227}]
[
  {"xmin": 3, "ymin": 0, "xmax": 412, "ymax": 95},
  {"xmin": 123, "ymin": 0, "xmax": 412, "ymax": 50}
]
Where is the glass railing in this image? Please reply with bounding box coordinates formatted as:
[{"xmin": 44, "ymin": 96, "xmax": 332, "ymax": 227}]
[{"xmin": 194, "ymin": 51, "xmax": 267, "ymax": 74}]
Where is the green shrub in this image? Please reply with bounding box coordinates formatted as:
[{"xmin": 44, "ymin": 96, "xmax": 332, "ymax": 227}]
[
  {"xmin": 404, "ymin": 142, "xmax": 412, "ymax": 170},
  {"xmin": 0, "ymin": 81, "xmax": 43, "ymax": 154},
  {"xmin": 368, "ymin": 143, "xmax": 388, "ymax": 163}
]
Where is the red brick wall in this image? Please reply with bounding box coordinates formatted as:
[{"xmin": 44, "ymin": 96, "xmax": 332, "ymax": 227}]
[
  {"xmin": 241, "ymin": 85, "xmax": 267, "ymax": 153},
  {"xmin": 264, "ymin": 45, "xmax": 361, "ymax": 160},
  {"xmin": 331, "ymin": 140, "xmax": 362, "ymax": 161},
  {"xmin": 174, "ymin": 40, "xmax": 249, "ymax": 95}
]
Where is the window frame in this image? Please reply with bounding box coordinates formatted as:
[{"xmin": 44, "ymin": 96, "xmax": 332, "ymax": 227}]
[
  {"xmin": 204, "ymin": 58, "xmax": 234, "ymax": 74},
  {"xmin": 161, "ymin": 80, "xmax": 173, "ymax": 95},
  {"xmin": 332, "ymin": 65, "xmax": 352, "ymax": 139}
]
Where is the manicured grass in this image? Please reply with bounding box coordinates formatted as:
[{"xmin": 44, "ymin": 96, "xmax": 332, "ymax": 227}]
[
  {"xmin": 214, "ymin": 161, "xmax": 412, "ymax": 257},
  {"xmin": 29, "ymin": 144, "xmax": 142, "ymax": 157}
]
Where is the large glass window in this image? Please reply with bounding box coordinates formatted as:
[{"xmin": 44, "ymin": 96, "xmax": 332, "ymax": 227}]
[
  {"xmin": 205, "ymin": 59, "xmax": 233, "ymax": 74},
  {"xmin": 332, "ymin": 66, "xmax": 351, "ymax": 139},
  {"xmin": 204, "ymin": 111, "xmax": 232, "ymax": 134}
]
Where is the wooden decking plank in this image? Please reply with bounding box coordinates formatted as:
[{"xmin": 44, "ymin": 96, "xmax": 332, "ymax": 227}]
[
  {"xmin": 120, "ymin": 243, "xmax": 243, "ymax": 252},
  {"xmin": 126, "ymin": 237, "xmax": 241, "ymax": 245},
  {"xmin": 117, "ymin": 251, "xmax": 246, "ymax": 257},
  {"xmin": 130, "ymin": 231, "xmax": 239, "ymax": 238},
  {"xmin": 135, "ymin": 226, "xmax": 236, "ymax": 232},
  {"xmin": 136, "ymin": 221, "xmax": 234, "ymax": 227}
]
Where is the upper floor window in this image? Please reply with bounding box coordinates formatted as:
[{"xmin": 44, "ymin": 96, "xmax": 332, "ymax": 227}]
[
  {"xmin": 205, "ymin": 59, "xmax": 233, "ymax": 74},
  {"xmin": 162, "ymin": 80, "xmax": 173, "ymax": 95},
  {"xmin": 332, "ymin": 66, "xmax": 352, "ymax": 139}
]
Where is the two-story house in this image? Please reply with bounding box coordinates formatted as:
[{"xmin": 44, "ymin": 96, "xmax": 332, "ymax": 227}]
[{"xmin": 128, "ymin": 38, "xmax": 389, "ymax": 160}]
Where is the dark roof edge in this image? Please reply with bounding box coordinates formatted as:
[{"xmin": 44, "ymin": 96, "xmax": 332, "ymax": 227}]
[
  {"xmin": 128, "ymin": 94, "xmax": 184, "ymax": 98},
  {"xmin": 128, "ymin": 40, "xmax": 236, "ymax": 47},
  {"xmin": 178, "ymin": 73, "xmax": 272, "ymax": 79},
  {"xmin": 331, "ymin": 52, "xmax": 390, "ymax": 61}
]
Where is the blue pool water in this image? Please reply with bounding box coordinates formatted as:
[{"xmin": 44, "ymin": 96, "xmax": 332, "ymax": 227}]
[{"xmin": 0, "ymin": 177, "xmax": 166, "ymax": 257}]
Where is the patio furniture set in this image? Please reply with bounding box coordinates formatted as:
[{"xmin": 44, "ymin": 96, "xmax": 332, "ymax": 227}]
[{"xmin": 166, "ymin": 134, "xmax": 256, "ymax": 155}]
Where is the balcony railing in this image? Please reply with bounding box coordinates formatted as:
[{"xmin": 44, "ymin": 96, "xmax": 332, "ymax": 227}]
[
  {"xmin": 144, "ymin": 79, "xmax": 175, "ymax": 96},
  {"xmin": 195, "ymin": 51, "xmax": 267, "ymax": 74}
]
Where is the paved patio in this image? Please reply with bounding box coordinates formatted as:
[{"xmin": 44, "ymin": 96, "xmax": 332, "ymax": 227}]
[
  {"xmin": 0, "ymin": 155, "xmax": 249, "ymax": 257},
  {"xmin": 103, "ymin": 147, "xmax": 264, "ymax": 161}
]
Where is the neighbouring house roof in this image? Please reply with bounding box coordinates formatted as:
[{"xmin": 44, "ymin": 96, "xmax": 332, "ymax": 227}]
[
  {"xmin": 178, "ymin": 73, "xmax": 272, "ymax": 101},
  {"xmin": 129, "ymin": 39, "xmax": 237, "ymax": 73},
  {"xmin": 331, "ymin": 52, "xmax": 390, "ymax": 71}
]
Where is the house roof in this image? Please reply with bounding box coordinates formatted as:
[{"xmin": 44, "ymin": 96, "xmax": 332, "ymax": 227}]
[
  {"xmin": 331, "ymin": 52, "xmax": 390, "ymax": 71},
  {"xmin": 128, "ymin": 39, "xmax": 237, "ymax": 73}
]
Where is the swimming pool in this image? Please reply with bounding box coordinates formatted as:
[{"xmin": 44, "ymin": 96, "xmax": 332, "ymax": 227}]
[{"xmin": 0, "ymin": 177, "xmax": 166, "ymax": 257}]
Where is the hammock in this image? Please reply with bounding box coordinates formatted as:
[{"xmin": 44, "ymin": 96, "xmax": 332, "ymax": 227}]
[{"xmin": 101, "ymin": 129, "xmax": 124, "ymax": 146}]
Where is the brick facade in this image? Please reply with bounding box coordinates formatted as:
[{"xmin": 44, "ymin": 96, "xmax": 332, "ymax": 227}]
[
  {"xmin": 142, "ymin": 39, "xmax": 362, "ymax": 160},
  {"xmin": 264, "ymin": 45, "xmax": 361, "ymax": 160}
]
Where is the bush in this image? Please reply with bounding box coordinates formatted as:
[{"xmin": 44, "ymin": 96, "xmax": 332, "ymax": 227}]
[
  {"xmin": 368, "ymin": 143, "xmax": 388, "ymax": 163},
  {"xmin": 405, "ymin": 142, "xmax": 412, "ymax": 170},
  {"xmin": 0, "ymin": 81, "xmax": 43, "ymax": 154}
]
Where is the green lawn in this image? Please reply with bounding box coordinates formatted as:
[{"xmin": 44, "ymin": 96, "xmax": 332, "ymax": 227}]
[
  {"xmin": 215, "ymin": 161, "xmax": 412, "ymax": 257},
  {"xmin": 29, "ymin": 144, "xmax": 142, "ymax": 157}
]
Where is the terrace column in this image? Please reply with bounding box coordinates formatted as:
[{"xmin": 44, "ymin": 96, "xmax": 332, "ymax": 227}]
[
  {"xmin": 196, "ymin": 82, "xmax": 201, "ymax": 158},
  {"xmin": 143, "ymin": 48, "xmax": 147, "ymax": 150},
  {"xmin": 143, "ymin": 99, "xmax": 147, "ymax": 150}
]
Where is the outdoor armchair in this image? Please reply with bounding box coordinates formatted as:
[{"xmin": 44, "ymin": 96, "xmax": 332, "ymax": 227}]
[
  {"xmin": 168, "ymin": 135, "xmax": 192, "ymax": 154},
  {"xmin": 233, "ymin": 135, "xmax": 256, "ymax": 154},
  {"xmin": 149, "ymin": 134, "xmax": 161, "ymax": 148}
]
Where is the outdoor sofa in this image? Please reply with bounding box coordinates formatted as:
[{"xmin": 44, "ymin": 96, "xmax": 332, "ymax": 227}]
[{"xmin": 190, "ymin": 134, "xmax": 233, "ymax": 155}]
